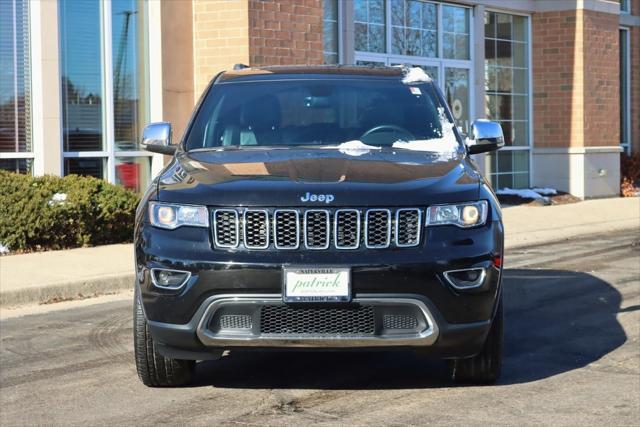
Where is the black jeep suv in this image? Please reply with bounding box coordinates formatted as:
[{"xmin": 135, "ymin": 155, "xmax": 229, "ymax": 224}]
[{"xmin": 134, "ymin": 65, "xmax": 505, "ymax": 387}]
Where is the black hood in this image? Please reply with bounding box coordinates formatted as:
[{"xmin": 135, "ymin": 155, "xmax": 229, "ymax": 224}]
[{"xmin": 156, "ymin": 148, "xmax": 481, "ymax": 207}]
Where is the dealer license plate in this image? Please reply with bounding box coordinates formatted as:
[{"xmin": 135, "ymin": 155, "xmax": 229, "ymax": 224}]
[{"xmin": 283, "ymin": 267, "xmax": 351, "ymax": 302}]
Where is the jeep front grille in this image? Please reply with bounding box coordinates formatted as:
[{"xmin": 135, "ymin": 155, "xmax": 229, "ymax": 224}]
[{"xmin": 212, "ymin": 207, "xmax": 422, "ymax": 250}]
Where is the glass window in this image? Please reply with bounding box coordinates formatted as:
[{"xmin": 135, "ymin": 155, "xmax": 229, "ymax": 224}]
[
  {"xmin": 59, "ymin": 0, "xmax": 104, "ymax": 153},
  {"xmin": 445, "ymin": 68, "xmax": 469, "ymax": 134},
  {"xmin": 112, "ymin": 0, "xmax": 146, "ymax": 151},
  {"xmin": 354, "ymin": 0, "xmax": 385, "ymax": 53},
  {"xmin": 115, "ymin": 156, "xmax": 151, "ymax": 193},
  {"xmin": 323, "ymin": 0, "xmax": 339, "ymax": 64},
  {"xmin": 0, "ymin": 158, "xmax": 32, "ymax": 174},
  {"xmin": 59, "ymin": 0, "xmax": 150, "ymax": 191},
  {"xmin": 485, "ymin": 11, "xmax": 530, "ymax": 189},
  {"xmin": 64, "ymin": 157, "xmax": 105, "ymax": 179},
  {"xmin": 391, "ymin": 62, "xmax": 438, "ymax": 83},
  {"xmin": 442, "ymin": 5, "xmax": 470, "ymax": 60},
  {"xmin": 390, "ymin": 0, "xmax": 437, "ymax": 57},
  {"xmin": 620, "ymin": 0, "xmax": 630, "ymax": 13},
  {"xmin": 354, "ymin": 2, "xmax": 473, "ymax": 141},
  {"xmin": 0, "ymin": 0, "xmax": 31, "ymax": 164},
  {"xmin": 356, "ymin": 59, "xmax": 387, "ymax": 66},
  {"xmin": 186, "ymin": 79, "xmax": 451, "ymax": 149}
]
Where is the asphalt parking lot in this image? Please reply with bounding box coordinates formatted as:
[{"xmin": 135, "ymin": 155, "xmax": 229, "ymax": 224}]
[{"xmin": 1, "ymin": 229, "xmax": 638, "ymax": 426}]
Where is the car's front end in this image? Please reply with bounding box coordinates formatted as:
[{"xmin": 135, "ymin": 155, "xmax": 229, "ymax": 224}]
[{"xmin": 133, "ymin": 66, "xmax": 505, "ymax": 387}]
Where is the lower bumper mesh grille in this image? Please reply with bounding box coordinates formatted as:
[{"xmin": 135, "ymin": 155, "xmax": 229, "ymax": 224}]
[{"xmin": 260, "ymin": 305, "xmax": 375, "ymax": 335}]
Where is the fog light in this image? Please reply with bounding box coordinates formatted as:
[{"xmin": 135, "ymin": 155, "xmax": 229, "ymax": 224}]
[
  {"xmin": 443, "ymin": 268, "xmax": 486, "ymax": 290},
  {"xmin": 150, "ymin": 268, "xmax": 191, "ymax": 290}
]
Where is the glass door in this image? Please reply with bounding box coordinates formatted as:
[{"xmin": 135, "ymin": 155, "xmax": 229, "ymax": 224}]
[
  {"xmin": 59, "ymin": 0, "xmax": 151, "ymax": 192},
  {"xmin": 354, "ymin": 1, "xmax": 474, "ymax": 135}
]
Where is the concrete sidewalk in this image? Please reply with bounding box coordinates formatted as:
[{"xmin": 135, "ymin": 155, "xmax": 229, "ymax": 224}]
[
  {"xmin": 503, "ymin": 197, "xmax": 639, "ymax": 249},
  {"xmin": 1, "ymin": 197, "xmax": 638, "ymax": 307}
]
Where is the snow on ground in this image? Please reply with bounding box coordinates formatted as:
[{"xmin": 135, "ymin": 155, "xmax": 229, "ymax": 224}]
[
  {"xmin": 402, "ymin": 67, "xmax": 432, "ymax": 84},
  {"xmin": 531, "ymin": 187, "xmax": 558, "ymax": 196},
  {"xmin": 496, "ymin": 187, "xmax": 558, "ymax": 199}
]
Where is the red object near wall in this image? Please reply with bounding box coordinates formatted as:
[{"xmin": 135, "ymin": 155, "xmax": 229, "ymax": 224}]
[{"xmin": 116, "ymin": 162, "xmax": 140, "ymax": 191}]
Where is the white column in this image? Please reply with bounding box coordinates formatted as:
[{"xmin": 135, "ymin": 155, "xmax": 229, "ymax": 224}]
[
  {"xmin": 471, "ymin": 5, "xmax": 488, "ymax": 175},
  {"xmin": 101, "ymin": 0, "xmax": 116, "ymax": 183},
  {"xmin": 29, "ymin": 0, "xmax": 62, "ymax": 176},
  {"xmin": 340, "ymin": 0, "xmax": 355, "ymax": 64},
  {"xmin": 147, "ymin": 0, "xmax": 164, "ymax": 177}
]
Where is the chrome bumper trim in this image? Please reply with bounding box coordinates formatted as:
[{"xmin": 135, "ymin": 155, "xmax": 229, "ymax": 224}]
[{"xmin": 195, "ymin": 294, "xmax": 439, "ymax": 348}]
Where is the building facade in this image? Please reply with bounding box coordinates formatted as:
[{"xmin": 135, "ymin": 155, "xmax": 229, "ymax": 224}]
[{"xmin": 1, "ymin": 0, "xmax": 638, "ymax": 198}]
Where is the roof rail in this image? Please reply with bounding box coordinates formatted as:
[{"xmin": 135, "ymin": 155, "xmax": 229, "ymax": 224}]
[{"xmin": 233, "ymin": 63, "xmax": 249, "ymax": 70}]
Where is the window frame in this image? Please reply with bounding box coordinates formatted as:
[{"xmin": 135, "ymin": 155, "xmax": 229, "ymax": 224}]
[
  {"xmin": 354, "ymin": 1, "xmax": 475, "ymax": 134},
  {"xmin": 620, "ymin": 0, "xmax": 630, "ymax": 14},
  {"xmin": 619, "ymin": 26, "xmax": 631, "ymax": 154},
  {"xmin": 485, "ymin": 7, "xmax": 533, "ymax": 190},
  {"xmin": 59, "ymin": 0, "xmax": 152, "ymax": 185},
  {"xmin": 0, "ymin": 0, "xmax": 34, "ymax": 173},
  {"xmin": 323, "ymin": 0, "xmax": 342, "ymax": 64}
]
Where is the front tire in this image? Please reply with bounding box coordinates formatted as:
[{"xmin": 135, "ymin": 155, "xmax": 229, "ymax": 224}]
[
  {"xmin": 449, "ymin": 294, "xmax": 503, "ymax": 384},
  {"xmin": 133, "ymin": 287, "xmax": 195, "ymax": 387}
]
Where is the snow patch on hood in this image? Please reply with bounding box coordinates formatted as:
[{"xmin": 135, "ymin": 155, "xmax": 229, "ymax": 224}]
[
  {"xmin": 402, "ymin": 67, "xmax": 432, "ymax": 84},
  {"xmin": 496, "ymin": 187, "xmax": 558, "ymax": 199},
  {"xmin": 392, "ymin": 108, "xmax": 459, "ymax": 153},
  {"xmin": 324, "ymin": 140, "xmax": 382, "ymax": 157}
]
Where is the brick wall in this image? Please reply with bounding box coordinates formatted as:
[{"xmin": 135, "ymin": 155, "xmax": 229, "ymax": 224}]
[
  {"xmin": 192, "ymin": 0, "xmax": 250, "ymax": 98},
  {"xmin": 161, "ymin": 1, "xmax": 194, "ymax": 143},
  {"xmin": 532, "ymin": 10, "xmax": 581, "ymax": 148},
  {"xmin": 248, "ymin": 0, "xmax": 324, "ymax": 66},
  {"xmin": 581, "ymin": 9, "xmax": 620, "ymax": 147},
  {"xmin": 532, "ymin": 9, "xmax": 620, "ymax": 149}
]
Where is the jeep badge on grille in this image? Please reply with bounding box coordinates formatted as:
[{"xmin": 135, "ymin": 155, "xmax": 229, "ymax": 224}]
[{"xmin": 300, "ymin": 192, "xmax": 335, "ymax": 204}]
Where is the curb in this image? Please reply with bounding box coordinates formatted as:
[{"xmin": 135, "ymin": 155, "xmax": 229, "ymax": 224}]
[{"xmin": 0, "ymin": 273, "xmax": 135, "ymax": 308}]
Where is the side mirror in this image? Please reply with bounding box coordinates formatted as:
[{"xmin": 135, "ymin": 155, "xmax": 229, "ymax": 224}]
[
  {"xmin": 467, "ymin": 120, "xmax": 505, "ymax": 154},
  {"xmin": 141, "ymin": 122, "xmax": 176, "ymax": 155}
]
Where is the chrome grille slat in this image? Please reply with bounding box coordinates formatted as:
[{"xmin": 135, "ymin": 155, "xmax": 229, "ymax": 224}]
[
  {"xmin": 334, "ymin": 209, "xmax": 361, "ymax": 250},
  {"xmin": 212, "ymin": 208, "xmax": 422, "ymax": 250},
  {"xmin": 243, "ymin": 210, "xmax": 269, "ymax": 249},
  {"xmin": 273, "ymin": 210, "xmax": 300, "ymax": 249},
  {"xmin": 395, "ymin": 208, "xmax": 422, "ymax": 247},
  {"xmin": 304, "ymin": 210, "xmax": 330, "ymax": 250},
  {"xmin": 213, "ymin": 209, "xmax": 239, "ymax": 248},
  {"xmin": 365, "ymin": 209, "xmax": 391, "ymax": 249}
]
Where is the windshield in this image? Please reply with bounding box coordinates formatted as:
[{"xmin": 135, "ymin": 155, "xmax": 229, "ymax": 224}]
[{"xmin": 185, "ymin": 78, "xmax": 457, "ymax": 151}]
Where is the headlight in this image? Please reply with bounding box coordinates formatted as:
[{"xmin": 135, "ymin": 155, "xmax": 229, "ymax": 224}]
[
  {"xmin": 149, "ymin": 202, "xmax": 209, "ymax": 229},
  {"xmin": 426, "ymin": 201, "xmax": 488, "ymax": 228}
]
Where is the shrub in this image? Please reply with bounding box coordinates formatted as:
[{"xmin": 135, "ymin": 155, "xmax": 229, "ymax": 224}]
[
  {"xmin": 620, "ymin": 152, "xmax": 640, "ymax": 197},
  {"xmin": 0, "ymin": 171, "xmax": 140, "ymax": 252}
]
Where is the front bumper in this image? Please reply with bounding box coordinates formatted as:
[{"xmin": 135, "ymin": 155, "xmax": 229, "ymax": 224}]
[
  {"xmin": 146, "ymin": 292, "xmax": 492, "ymax": 360},
  {"xmin": 196, "ymin": 295, "xmax": 438, "ymax": 347},
  {"xmin": 136, "ymin": 219, "xmax": 503, "ymax": 359}
]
